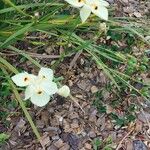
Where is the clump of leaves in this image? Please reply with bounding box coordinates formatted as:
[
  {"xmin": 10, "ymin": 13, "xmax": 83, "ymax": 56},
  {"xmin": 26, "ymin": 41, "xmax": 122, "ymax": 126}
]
[
  {"xmin": 93, "ymin": 91, "xmax": 137, "ymax": 127},
  {"xmin": 0, "ymin": 133, "xmax": 10, "ymax": 145},
  {"xmin": 92, "ymin": 138, "xmax": 102, "ymax": 150},
  {"xmin": 93, "ymin": 91, "xmax": 106, "ymax": 114},
  {"xmin": 126, "ymin": 55, "xmax": 149, "ymax": 75},
  {"xmin": 92, "ymin": 136, "xmax": 113, "ymax": 150}
]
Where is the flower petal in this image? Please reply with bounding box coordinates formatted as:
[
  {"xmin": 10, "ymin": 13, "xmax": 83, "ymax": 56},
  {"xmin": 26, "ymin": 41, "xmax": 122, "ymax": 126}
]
[
  {"xmin": 91, "ymin": 5, "xmax": 108, "ymax": 20},
  {"xmin": 80, "ymin": 5, "xmax": 91, "ymax": 22},
  {"xmin": 30, "ymin": 91, "xmax": 50, "ymax": 107},
  {"xmin": 38, "ymin": 67, "xmax": 53, "ymax": 81},
  {"xmin": 40, "ymin": 81, "xmax": 58, "ymax": 95},
  {"xmin": 64, "ymin": 0, "xmax": 85, "ymax": 7},
  {"xmin": 11, "ymin": 72, "xmax": 36, "ymax": 87},
  {"xmin": 57, "ymin": 85, "xmax": 70, "ymax": 98},
  {"xmin": 86, "ymin": 0, "xmax": 109, "ymax": 7},
  {"xmin": 24, "ymin": 85, "xmax": 34, "ymax": 100},
  {"xmin": 99, "ymin": 0, "xmax": 109, "ymax": 7}
]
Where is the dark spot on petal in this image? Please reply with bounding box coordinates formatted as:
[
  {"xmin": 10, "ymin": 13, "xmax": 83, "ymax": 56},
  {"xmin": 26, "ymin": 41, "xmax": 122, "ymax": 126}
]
[
  {"xmin": 24, "ymin": 77, "xmax": 28, "ymax": 82},
  {"xmin": 95, "ymin": 6, "xmax": 98, "ymax": 10},
  {"xmin": 37, "ymin": 91, "xmax": 42, "ymax": 95},
  {"xmin": 42, "ymin": 75, "xmax": 46, "ymax": 79}
]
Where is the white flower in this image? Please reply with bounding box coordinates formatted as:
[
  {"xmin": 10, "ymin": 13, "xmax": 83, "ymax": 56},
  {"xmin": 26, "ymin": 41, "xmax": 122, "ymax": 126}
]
[
  {"xmin": 57, "ymin": 85, "xmax": 70, "ymax": 98},
  {"xmin": 64, "ymin": 0, "xmax": 109, "ymax": 22},
  {"xmin": 11, "ymin": 67, "xmax": 58, "ymax": 107},
  {"xmin": 24, "ymin": 67, "xmax": 58, "ymax": 107},
  {"xmin": 11, "ymin": 67, "xmax": 71, "ymax": 107}
]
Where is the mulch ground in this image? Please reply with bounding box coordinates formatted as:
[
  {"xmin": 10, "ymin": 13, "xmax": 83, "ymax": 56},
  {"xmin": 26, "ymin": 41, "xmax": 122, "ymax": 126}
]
[
  {"xmin": 1, "ymin": 55, "xmax": 150, "ymax": 150},
  {"xmin": 0, "ymin": 0, "xmax": 150, "ymax": 150}
]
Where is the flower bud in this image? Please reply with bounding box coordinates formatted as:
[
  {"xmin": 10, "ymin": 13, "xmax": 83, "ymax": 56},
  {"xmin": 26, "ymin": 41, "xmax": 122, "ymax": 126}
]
[{"xmin": 57, "ymin": 85, "xmax": 70, "ymax": 98}]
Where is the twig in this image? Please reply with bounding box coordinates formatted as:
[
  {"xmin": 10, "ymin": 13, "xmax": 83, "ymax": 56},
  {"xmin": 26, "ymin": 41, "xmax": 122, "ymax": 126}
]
[
  {"xmin": 116, "ymin": 129, "xmax": 133, "ymax": 150},
  {"xmin": 0, "ymin": 51, "xmax": 75, "ymax": 59},
  {"xmin": 69, "ymin": 50, "xmax": 82, "ymax": 69},
  {"xmin": 0, "ymin": 51, "xmax": 60, "ymax": 58},
  {"xmin": 69, "ymin": 94, "xmax": 85, "ymax": 114},
  {"xmin": 0, "ymin": 52, "xmax": 17, "ymax": 56}
]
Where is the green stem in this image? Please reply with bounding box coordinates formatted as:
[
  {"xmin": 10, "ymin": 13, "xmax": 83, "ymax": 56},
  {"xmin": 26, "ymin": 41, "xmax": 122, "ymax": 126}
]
[
  {"xmin": 3, "ymin": 0, "xmax": 33, "ymax": 18},
  {"xmin": 0, "ymin": 56, "xmax": 18, "ymax": 74},
  {"xmin": 0, "ymin": 57, "xmax": 41, "ymax": 142},
  {"xmin": 0, "ymin": 43, "xmax": 41, "ymax": 68},
  {"xmin": 8, "ymin": 45, "xmax": 42, "ymax": 68}
]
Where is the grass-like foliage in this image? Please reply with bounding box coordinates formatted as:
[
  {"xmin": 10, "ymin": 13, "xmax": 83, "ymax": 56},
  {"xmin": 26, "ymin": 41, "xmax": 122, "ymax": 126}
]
[{"xmin": 0, "ymin": 0, "xmax": 149, "ymax": 144}]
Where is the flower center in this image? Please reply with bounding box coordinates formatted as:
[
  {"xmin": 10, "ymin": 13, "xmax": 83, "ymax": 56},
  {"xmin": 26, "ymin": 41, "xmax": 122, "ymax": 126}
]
[
  {"xmin": 42, "ymin": 75, "xmax": 46, "ymax": 79},
  {"xmin": 24, "ymin": 77, "xmax": 29, "ymax": 82},
  {"xmin": 91, "ymin": 4, "xmax": 98, "ymax": 10},
  {"xmin": 94, "ymin": 6, "xmax": 98, "ymax": 10},
  {"xmin": 78, "ymin": 0, "xmax": 85, "ymax": 3},
  {"xmin": 37, "ymin": 90, "xmax": 42, "ymax": 95}
]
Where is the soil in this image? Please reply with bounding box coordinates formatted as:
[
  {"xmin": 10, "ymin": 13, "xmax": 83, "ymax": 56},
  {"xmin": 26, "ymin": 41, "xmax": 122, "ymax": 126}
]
[{"xmin": 0, "ymin": 0, "xmax": 150, "ymax": 150}]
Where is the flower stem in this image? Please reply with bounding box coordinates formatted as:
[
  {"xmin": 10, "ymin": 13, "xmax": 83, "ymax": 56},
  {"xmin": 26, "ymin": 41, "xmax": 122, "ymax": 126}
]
[
  {"xmin": 0, "ymin": 57, "xmax": 41, "ymax": 142},
  {"xmin": 2, "ymin": 0, "xmax": 33, "ymax": 18},
  {"xmin": 0, "ymin": 56, "xmax": 18, "ymax": 74}
]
